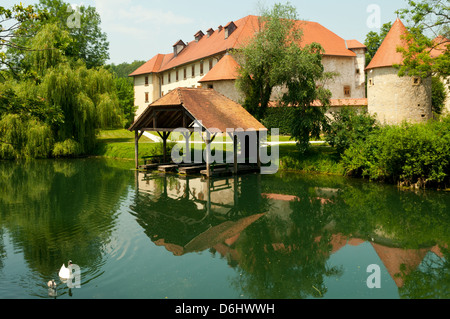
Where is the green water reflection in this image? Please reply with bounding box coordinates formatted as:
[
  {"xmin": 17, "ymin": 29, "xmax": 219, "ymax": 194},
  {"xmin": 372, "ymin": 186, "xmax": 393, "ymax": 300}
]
[{"xmin": 0, "ymin": 159, "xmax": 449, "ymax": 299}]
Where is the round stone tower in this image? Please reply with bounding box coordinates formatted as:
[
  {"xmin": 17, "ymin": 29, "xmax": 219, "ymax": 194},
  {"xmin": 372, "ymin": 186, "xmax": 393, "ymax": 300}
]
[{"xmin": 366, "ymin": 19, "xmax": 432, "ymax": 125}]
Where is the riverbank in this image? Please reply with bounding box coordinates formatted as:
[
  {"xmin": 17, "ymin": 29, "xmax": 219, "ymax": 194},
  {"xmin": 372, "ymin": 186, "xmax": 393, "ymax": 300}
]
[{"xmin": 93, "ymin": 129, "xmax": 344, "ymax": 176}]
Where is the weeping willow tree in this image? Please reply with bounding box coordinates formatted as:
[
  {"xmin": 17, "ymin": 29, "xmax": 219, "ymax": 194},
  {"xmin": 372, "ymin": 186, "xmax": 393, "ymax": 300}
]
[
  {"xmin": 40, "ymin": 61, "xmax": 123, "ymax": 155},
  {"xmin": 0, "ymin": 113, "xmax": 54, "ymax": 159},
  {"xmin": 0, "ymin": 23, "xmax": 123, "ymax": 159}
]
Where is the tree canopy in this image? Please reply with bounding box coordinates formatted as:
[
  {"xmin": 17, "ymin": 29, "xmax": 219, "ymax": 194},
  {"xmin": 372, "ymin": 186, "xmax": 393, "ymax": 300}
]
[
  {"xmin": 396, "ymin": 0, "xmax": 449, "ymax": 78},
  {"xmin": 235, "ymin": 2, "xmax": 332, "ymax": 151},
  {"xmin": 0, "ymin": 2, "xmax": 124, "ymax": 160}
]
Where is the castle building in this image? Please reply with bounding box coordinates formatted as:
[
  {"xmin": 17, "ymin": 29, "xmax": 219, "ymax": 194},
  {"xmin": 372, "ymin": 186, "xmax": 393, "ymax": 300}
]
[
  {"xmin": 130, "ymin": 15, "xmax": 368, "ymax": 119},
  {"xmin": 366, "ymin": 18, "xmax": 433, "ymax": 125}
]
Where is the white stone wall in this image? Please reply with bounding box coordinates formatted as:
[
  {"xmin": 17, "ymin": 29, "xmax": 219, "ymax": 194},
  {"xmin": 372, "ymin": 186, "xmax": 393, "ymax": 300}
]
[
  {"xmin": 134, "ymin": 74, "xmax": 159, "ymax": 118},
  {"xmin": 367, "ymin": 67, "xmax": 432, "ymax": 124},
  {"xmin": 321, "ymin": 56, "xmax": 366, "ymax": 99},
  {"xmin": 160, "ymin": 55, "xmax": 222, "ymax": 96},
  {"xmin": 201, "ymin": 80, "xmax": 243, "ymax": 103}
]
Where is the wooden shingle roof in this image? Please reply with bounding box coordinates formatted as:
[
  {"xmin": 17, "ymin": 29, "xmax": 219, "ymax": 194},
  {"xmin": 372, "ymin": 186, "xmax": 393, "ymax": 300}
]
[{"xmin": 129, "ymin": 88, "xmax": 267, "ymax": 133}]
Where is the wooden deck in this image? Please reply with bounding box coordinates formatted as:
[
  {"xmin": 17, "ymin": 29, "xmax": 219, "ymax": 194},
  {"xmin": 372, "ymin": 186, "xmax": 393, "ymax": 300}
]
[{"xmin": 138, "ymin": 161, "xmax": 260, "ymax": 177}]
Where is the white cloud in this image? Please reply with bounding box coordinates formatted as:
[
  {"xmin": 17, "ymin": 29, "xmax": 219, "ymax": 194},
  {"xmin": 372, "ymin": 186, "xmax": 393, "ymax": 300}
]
[{"xmin": 94, "ymin": 0, "xmax": 193, "ymax": 29}]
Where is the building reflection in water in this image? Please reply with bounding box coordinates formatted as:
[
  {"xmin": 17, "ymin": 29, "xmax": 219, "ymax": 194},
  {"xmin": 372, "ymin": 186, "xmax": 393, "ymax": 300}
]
[{"xmin": 132, "ymin": 172, "xmax": 448, "ymax": 297}]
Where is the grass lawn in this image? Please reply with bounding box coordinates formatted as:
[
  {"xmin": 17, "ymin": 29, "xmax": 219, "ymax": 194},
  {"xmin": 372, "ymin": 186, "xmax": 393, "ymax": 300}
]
[
  {"xmin": 93, "ymin": 129, "xmax": 161, "ymax": 160},
  {"xmin": 278, "ymin": 144, "xmax": 345, "ymax": 175}
]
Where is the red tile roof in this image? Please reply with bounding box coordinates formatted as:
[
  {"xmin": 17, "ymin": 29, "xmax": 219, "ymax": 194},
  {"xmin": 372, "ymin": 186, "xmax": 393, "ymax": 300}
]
[
  {"xmin": 430, "ymin": 35, "xmax": 449, "ymax": 58},
  {"xmin": 198, "ymin": 54, "xmax": 240, "ymax": 82},
  {"xmin": 129, "ymin": 54, "xmax": 165, "ymax": 76},
  {"xmin": 346, "ymin": 39, "xmax": 366, "ymax": 50},
  {"xmin": 130, "ymin": 15, "xmax": 358, "ymax": 77},
  {"xmin": 269, "ymin": 98, "xmax": 368, "ymax": 108},
  {"xmin": 365, "ymin": 19, "xmax": 409, "ymax": 70}
]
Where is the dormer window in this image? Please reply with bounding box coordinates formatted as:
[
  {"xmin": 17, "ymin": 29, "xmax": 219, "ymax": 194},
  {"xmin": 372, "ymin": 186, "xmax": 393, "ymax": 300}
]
[
  {"xmin": 194, "ymin": 30, "xmax": 204, "ymax": 42},
  {"xmin": 173, "ymin": 40, "xmax": 186, "ymax": 57},
  {"xmin": 207, "ymin": 28, "xmax": 214, "ymax": 37},
  {"xmin": 224, "ymin": 21, "xmax": 236, "ymax": 39}
]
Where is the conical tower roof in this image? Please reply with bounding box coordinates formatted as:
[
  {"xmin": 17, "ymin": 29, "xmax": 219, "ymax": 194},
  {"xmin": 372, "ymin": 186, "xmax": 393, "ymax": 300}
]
[{"xmin": 366, "ymin": 19, "xmax": 409, "ymax": 70}]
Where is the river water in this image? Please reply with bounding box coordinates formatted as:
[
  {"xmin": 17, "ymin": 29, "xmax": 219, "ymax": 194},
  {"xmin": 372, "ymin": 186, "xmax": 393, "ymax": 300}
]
[{"xmin": 0, "ymin": 159, "xmax": 448, "ymax": 299}]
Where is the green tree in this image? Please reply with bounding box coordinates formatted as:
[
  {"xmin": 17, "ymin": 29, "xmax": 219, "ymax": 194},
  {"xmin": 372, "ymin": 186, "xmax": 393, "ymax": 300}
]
[
  {"xmin": 108, "ymin": 60, "xmax": 146, "ymax": 81},
  {"xmin": 0, "ymin": 3, "xmax": 48, "ymax": 75},
  {"xmin": 396, "ymin": 0, "xmax": 449, "ymax": 78},
  {"xmin": 364, "ymin": 22, "xmax": 393, "ymax": 66},
  {"xmin": 431, "ymin": 76, "xmax": 447, "ymax": 115},
  {"xmin": 36, "ymin": 0, "xmax": 109, "ymax": 68},
  {"xmin": 114, "ymin": 77, "xmax": 137, "ymax": 128},
  {"xmin": 235, "ymin": 2, "xmax": 332, "ymax": 152}
]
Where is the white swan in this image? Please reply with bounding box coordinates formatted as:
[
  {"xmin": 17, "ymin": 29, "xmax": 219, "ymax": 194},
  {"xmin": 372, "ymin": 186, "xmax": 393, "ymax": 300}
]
[
  {"xmin": 47, "ymin": 279, "xmax": 57, "ymax": 298},
  {"xmin": 59, "ymin": 261, "xmax": 72, "ymax": 279},
  {"xmin": 47, "ymin": 279, "xmax": 57, "ymax": 289}
]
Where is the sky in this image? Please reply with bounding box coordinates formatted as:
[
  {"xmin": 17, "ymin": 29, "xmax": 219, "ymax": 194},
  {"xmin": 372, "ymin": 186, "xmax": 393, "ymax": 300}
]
[{"xmin": 3, "ymin": 0, "xmax": 410, "ymax": 64}]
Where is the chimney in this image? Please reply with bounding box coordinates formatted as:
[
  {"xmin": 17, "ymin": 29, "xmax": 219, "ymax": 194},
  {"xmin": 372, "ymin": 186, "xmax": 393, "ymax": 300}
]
[
  {"xmin": 173, "ymin": 40, "xmax": 186, "ymax": 57},
  {"xmin": 224, "ymin": 21, "xmax": 236, "ymax": 39},
  {"xmin": 207, "ymin": 28, "xmax": 214, "ymax": 37},
  {"xmin": 194, "ymin": 30, "xmax": 204, "ymax": 42}
]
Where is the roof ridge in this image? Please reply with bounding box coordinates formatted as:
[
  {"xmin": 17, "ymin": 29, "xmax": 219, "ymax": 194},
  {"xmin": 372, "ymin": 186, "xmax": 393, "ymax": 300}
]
[{"xmin": 176, "ymin": 87, "xmax": 184, "ymax": 105}]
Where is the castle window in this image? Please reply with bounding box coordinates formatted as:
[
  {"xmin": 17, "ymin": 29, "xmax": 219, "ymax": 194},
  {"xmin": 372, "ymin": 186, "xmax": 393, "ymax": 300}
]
[
  {"xmin": 344, "ymin": 85, "xmax": 351, "ymax": 97},
  {"xmin": 412, "ymin": 76, "xmax": 421, "ymax": 86},
  {"xmin": 369, "ymin": 78, "xmax": 374, "ymax": 86},
  {"xmin": 176, "ymin": 69, "xmax": 179, "ymax": 82},
  {"xmin": 200, "ymin": 61, "xmax": 204, "ymax": 75},
  {"xmin": 145, "ymin": 92, "xmax": 149, "ymax": 103},
  {"xmin": 184, "ymin": 68, "xmax": 187, "ymax": 80},
  {"xmin": 145, "ymin": 76, "xmax": 149, "ymax": 86},
  {"xmin": 209, "ymin": 59, "xmax": 213, "ymax": 71},
  {"xmin": 168, "ymin": 72, "xmax": 171, "ymax": 83},
  {"xmin": 356, "ymin": 69, "xmax": 360, "ymax": 74},
  {"xmin": 192, "ymin": 65, "xmax": 195, "ymax": 77},
  {"xmin": 207, "ymin": 84, "xmax": 214, "ymax": 89}
]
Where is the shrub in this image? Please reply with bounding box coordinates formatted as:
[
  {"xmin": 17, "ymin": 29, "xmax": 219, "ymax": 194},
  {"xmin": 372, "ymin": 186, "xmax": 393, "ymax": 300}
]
[
  {"xmin": 325, "ymin": 108, "xmax": 379, "ymax": 156},
  {"xmin": 342, "ymin": 117, "xmax": 450, "ymax": 187},
  {"xmin": 261, "ymin": 107, "xmax": 296, "ymax": 136}
]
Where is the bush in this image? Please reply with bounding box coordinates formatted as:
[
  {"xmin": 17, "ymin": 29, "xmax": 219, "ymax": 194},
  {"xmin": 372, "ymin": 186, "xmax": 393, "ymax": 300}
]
[
  {"xmin": 431, "ymin": 76, "xmax": 447, "ymax": 115},
  {"xmin": 261, "ymin": 107, "xmax": 296, "ymax": 135},
  {"xmin": 325, "ymin": 108, "xmax": 379, "ymax": 156},
  {"xmin": 342, "ymin": 117, "xmax": 450, "ymax": 187}
]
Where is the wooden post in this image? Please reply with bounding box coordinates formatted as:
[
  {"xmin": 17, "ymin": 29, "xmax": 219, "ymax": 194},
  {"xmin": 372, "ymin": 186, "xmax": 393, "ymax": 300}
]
[
  {"xmin": 233, "ymin": 134, "xmax": 238, "ymax": 175},
  {"xmin": 257, "ymin": 131, "xmax": 261, "ymax": 170},
  {"xmin": 135, "ymin": 130, "xmax": 139, "ymax": 169},
  {"xmin": 163, "ymin": 132, "xmax": 168, "ymax": 163},
  {"xmin": 206, "ymin": 131, "xmax": 211, "ymax": 178},
  {"xmin": 182, "ymin": 132, "xmax": 191, "ymax": 163}
]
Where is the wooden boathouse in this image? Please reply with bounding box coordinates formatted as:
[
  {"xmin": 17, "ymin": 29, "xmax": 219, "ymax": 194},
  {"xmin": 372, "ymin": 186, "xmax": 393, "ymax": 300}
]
[{"xmin": 128, "ymin": 88, "xmax": 268, "ymax": 178}]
